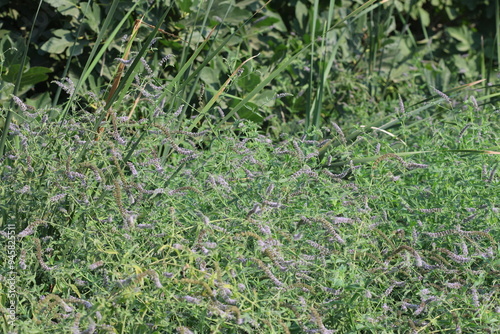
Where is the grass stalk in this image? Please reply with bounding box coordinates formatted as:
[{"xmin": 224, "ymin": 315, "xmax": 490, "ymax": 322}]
[{"xmin": 0, "ymin": 0, "xmax": 43, "ymax": 157}]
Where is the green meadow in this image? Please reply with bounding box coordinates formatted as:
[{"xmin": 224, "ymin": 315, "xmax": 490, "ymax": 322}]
[{"xmin": 0, "ymin": 0, "xmax": 499, "ymax": 333}]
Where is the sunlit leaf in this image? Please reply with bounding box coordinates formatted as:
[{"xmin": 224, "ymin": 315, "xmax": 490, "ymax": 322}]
[{"xmin": 44, "ymin": 0, "xmax": 79, "ymax": 17}]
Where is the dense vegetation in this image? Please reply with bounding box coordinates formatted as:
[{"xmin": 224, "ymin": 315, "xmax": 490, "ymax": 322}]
[{"xmin": 1, "ymin": 0, "xmax": 499, "ymax": 333}]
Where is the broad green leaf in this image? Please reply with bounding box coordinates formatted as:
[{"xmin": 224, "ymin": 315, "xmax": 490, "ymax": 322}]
[
  {"xmin": 80, "ymin": 2, "xmax": 101, "ymax": 33},
  {"xmin": 418, "ymin": 7, "xmax": 430, "ymax": 27},
  {"xmin": 44, "ymin": 0, "xmax": 79, "ymax": 17},
  {"xmin": 2, "ymin": 64, "xmax": 51, "ymax": 87},
  {"xmin": 295, "ymin": 1, "xmax": 308, "ymax": 31},
  {"xmin": 40, "ymin": 30, "xmax": 75, "ymax": 54},
  {"xmin": 17, "ymin": 66, "xmax": 52, "ymax": 87},
  {"xmin": 446, "ymin": 26, "xmax": 474, "ymax": 52},
  {"xmin": 0, "ymin": 80, "xmax": 14, "ymax": 101},
  {"xmin": 234, "ymin": 102, "xmax": 263, "ymax": 122},
  {"xmin": 0, "ymin": 31, "xmax": 27, "ymax": 67},
  {"xmin": 26, "ymin": 91, "xmax": 52, "ymax": 109},
  {"xmin": 200, "ymin": 67, "xmax": 220, "ymax": 86},
  {"xmin": 252, "ymin": 16, "xmax": 279, "ymax": 28},
  {"xmin": 210, "ymin": 4, "xmax": 251, "ymax": 25},
  {"xmin": 237, "ymin": 71, "xmax": 261, "ymax": 91},
  {"xmin": 67, "ymin": 41, "xmax": 87, "ymax": 56},
  {"xmin": 178, "ymin": 0, "xmax": 193, "ymax": 13}
]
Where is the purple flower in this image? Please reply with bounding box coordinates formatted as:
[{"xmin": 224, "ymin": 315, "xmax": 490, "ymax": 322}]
[
  {"xmin": 89, "ymin": 261, "xmax": 104, "ymax": 270},
  {"xmin": 50, "ymin": 193, "xmax": 67, "ymax": 202},
  {"xmin": 12, "ymin": 95, "xmax": 27, "ymax": 111}
]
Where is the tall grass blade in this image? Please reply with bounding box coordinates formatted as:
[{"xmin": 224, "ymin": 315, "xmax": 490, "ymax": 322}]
[
  {"xmin": 305, "ymin": 0, "xmax": 320, "ymax": 130},
  {"xmin": 52, "ymin": 1, "xmax": 92, "ymax": 107},
  {"xmin": 55, "ymin": 0, "xmax": 130, "ymax": 122},
  {"xmin": 0, "ymin": 0, "xmax": 43, "ymax": 157},
  {"xmin": 188, "ymin": 53, "xmax": 260, "ymax": 131},
  {"xmin": 214, "ymin": 0, "xmax": 379, "ymax": 129},
  {"xmin": 157, "ymin": 1, "xmax": 272, "ymax": 114}
]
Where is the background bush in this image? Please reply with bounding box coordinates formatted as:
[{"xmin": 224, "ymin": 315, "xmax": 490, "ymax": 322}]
[{"xmin": 1, "ymin": 0, "xmax": 498, "ymax": 120}]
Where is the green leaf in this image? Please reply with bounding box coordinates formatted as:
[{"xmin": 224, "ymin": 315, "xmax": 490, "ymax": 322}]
[
  {"xmin": 67, "ymin": 40, "xmax": 88, "ymax": 56},
  {"xmin": 237, "ymin": 71, "xmax": 261, "ymax": 91},
  {"xmin": 235, "ymin": 102, "xmax": 263, "ymax": 122},
  {"xmin": 252, "ymin": 16, "xmax": 279, "ymax": 28},
  {"xmin": 210, "ymin": 4, "xmax": 251, "ymax": 25},
  {"xmin": 0, "ymin": 31, "xmax": 27, "ymax": 67},
  {"xmin": 446, "ymin": 26, "xmax": 473, "ymax": 52},
  {"xmin": 0, "ymin": 80, "xmax": 14, "ymax": 101},
  {"xmin": 26, "ymin": 91, "xmax": 52, "ymax": 109},
  {"xmin": 2, "ymin": 64, "xmax": 48, "ymax": 84},
  {"xmin": 80, "ymin": 2, "xmax": 101, "ymax": 33},
  {"xmin": 44, "ymin": 0, "xmax": 79, "ymax": 17},
  {"xmin": 40, "ymin": 30, "xmax": 75, "ymax": 54},
  {"xmin": 1, "ymin": 64, "xmax": 51, "ymax": 95},
  {"xmin": 177, "ymin": 0, "xmax": 193, "ymax": 13},
  {"xmin": 18, "ymin": 66, "xmax": 52, "ymax": 87},
  {"xmin": 200, "ymin": 67, "xmax": 220, "ymax": 87},
  {"xmin": 295, "ymin": 1, "xmax": 308, "ymax": 31},
  {"xmin": 418, "ymin": 7, "xmax": 430, "ymax": 27}
]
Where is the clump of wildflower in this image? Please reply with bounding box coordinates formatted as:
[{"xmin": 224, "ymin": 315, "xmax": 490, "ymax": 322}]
[
  {"xmin": 182, "ymin": 295, "xmax": 201, "ymax": 304},
  {"xmin": 50, "ymin": 193, "xmax": 67, "ymax": 203},
  {"xmin": 331, "ymin": 122, "xmax": 346, "ymax": 145},
  {"xmin": 253, "ymin": 258, "xmax": 284, "ymax": 287},
  {"xmin": 432, "ymin": 86, "xmax": 452, "ymax": 104},
  {"xmin": 11, "ymin": 95, "xmax": 27, "ymax": 111},
  {"xmin": 398, "ymin": 94, "xmax": 405, "ymax": 114},
  {"xmin": 19, "ymin": 249, "xmax": 27, "ymax": 270},
  {"xmin": 52, "ymin": 77, "xmax": 75, "ymax": 96},
  {"xmin": 89, "ymin": 261, "xmax": 104, "ymax": 270},
  {"xmin": 445, "ymin": 282, "xmax": 462, "ymax": 289},
  {"xmin": 34, "ymin": 238, "xmax": 57, "ymax": 271},
  {"xmin": 173, "ymin": 104, "xmax": 184, "ymax": 117},
  {"xmin": 159, "ymin": 54, "xmax": 174, "ymax": 67},
  {"xmin": 126, "ymin": 161, "xmax": 138, "ymax": 176},
  {"xmin": 177, "ymin": 326, "xmax": 195, "ymax": 334},
  {"xmin": 274, "ymin": 92, "xmax": 293, "ymax": 99},
  {"xmin": 18, "ymin": 220, "xmax": 48, "ymax": 238},
  {"xmin": 291, "ymin": 166, "xmax": 318, "ymax": 179}
]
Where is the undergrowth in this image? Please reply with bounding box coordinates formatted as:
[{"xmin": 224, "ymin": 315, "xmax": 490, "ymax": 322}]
[
  {"xmin": 0, "ymin": 0, "xmax": 499, "ymax": 333},
  {"xmin": 1, "ymin": 76, "xmax": 498, "ymax": 332}
]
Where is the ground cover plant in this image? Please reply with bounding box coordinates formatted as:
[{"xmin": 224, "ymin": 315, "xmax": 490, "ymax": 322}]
[{"xmin": 1, "ymin": 0, "xmax": 499, "ymax": 333}]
